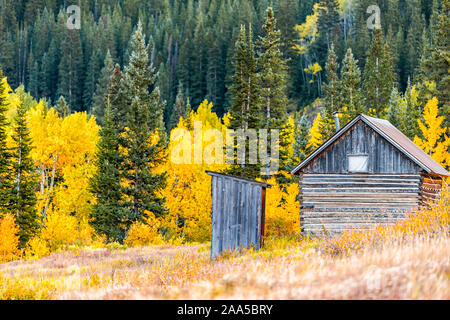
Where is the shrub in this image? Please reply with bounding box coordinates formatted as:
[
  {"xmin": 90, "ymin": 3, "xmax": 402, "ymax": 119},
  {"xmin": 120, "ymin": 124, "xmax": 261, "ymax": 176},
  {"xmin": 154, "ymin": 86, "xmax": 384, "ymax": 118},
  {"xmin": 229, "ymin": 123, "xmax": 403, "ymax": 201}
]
[
  {"xmin": 265, "ymin": 179, "xmax": 300, "ymax": 238},
  {"xmin": 0, "ymin": 214, "xmax": 21, "ymax": 263},
  {"xmin": 41, "ymin": 208, "xmax": 78, "ymax": 251},
  {"xmin": 24, "ymin": 237, "xmax": 50, "ymax": 260},
  {"xmin": 124, "ymin": 212, "xmax": 165, "ymax": 247},
  {"xmin": 324, "ymin": 188, "xmax": 450, "ymax": 255}
]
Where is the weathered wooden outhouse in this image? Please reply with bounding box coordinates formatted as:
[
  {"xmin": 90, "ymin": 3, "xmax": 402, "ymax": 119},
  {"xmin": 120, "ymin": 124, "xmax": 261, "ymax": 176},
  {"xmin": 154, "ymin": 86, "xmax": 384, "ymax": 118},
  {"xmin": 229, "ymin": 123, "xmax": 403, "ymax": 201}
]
[
  {"xmin": 206, "ymin": 171, "xmax": 271, "ymax": 259},
  {"xmin": 291, "ymin": 114, "xmax": 449, "ymax": 234}
]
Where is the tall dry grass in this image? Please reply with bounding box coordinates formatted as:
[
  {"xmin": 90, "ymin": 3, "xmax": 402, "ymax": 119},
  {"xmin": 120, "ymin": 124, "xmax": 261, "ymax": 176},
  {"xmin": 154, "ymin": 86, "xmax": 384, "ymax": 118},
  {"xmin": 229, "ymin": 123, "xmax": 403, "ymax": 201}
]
[{"xmin": 0, "ymin": 190, "xmax": 448, "ymax": 300}]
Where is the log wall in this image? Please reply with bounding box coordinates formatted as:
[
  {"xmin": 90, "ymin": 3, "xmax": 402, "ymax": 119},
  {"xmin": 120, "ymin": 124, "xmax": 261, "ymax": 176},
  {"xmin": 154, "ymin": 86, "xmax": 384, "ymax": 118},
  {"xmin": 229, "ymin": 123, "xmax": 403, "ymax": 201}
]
[{"xmin": 299, "ymin": 173, "xmax": 422, "ymax": 234}]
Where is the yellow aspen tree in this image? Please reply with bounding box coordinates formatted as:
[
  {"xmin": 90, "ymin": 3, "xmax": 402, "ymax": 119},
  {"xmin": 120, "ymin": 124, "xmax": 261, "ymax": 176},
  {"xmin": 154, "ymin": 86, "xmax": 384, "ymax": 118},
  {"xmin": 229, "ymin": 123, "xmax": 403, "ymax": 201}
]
[
  {"xmin": 264, "ymin": 177, "xmax": 300, "ymax": 238},
  {"xmin": 0, "ymin": 213, "xmax": 21, "ymax": 263},
  {"xmin": 307, "ymin": 112, "xmax": 324, "ymax": 151},
  {"xmin": 413, "ymin": 97, "xmax": 450, "ymax": 168},
  {"xmin": 28, "ymin": 105, "xmax": 99, "ymax": 246},
  {"xmin": 159, "ymin": 100, "xmax": 227, "ymax": 243}
]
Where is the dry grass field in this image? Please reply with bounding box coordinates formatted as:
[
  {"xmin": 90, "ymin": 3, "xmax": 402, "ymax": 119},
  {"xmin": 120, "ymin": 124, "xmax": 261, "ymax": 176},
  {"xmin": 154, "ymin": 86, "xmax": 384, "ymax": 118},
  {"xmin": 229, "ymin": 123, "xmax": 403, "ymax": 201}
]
[
  {"xmin": 0, "ymin": 234, "xmax": 448, "ymax": 300},
  {"xmin": 1, "ymin": 193, "xmax": 449, "ymax": 300}
]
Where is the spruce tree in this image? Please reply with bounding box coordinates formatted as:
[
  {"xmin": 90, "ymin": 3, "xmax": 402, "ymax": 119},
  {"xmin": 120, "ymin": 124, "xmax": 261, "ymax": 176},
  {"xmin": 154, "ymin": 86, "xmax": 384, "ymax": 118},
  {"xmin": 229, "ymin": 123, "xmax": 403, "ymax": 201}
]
[
  {"xmin": 57, "ymin": 28, "xmax": 83, "ymax": 111},
  {"xmin": 83, "ymin": 48, "xmax": 103, "ymax": 113},
  {"xmin": 292, "ymin": 113, "xmax": 311, "ymax": 166},
  {"xmin": 169, "ymin": 83, "xmax": 186, "ymax": 130},
  {"xmin": 121, "ymin": 21, "xmax": 167, "ymax": 224},
  {"xmin": 257, "ymin": 7, "xmax": 290, "ymax": 177},
  {"xmin": 314, "ymin": 0, "xmax": 341, "ymax": 66},
  {"xmin": 321, "ymin": 44, "xmax": 341, "ymax": 139},
  {"xmin": 107, "ymin": 64, "xmax": 127, "ymax": 129},
  {"xmin": 419, "ymin": 0, "xmax": 449, "ymax": 121},
  {"xmin": 55, "ymin": 96, "xmax": 70, "ymax": 118},
  {"xmin": 402, "ymin": 80, "xmax": 421, "ymax": 139},
  {"xmin": 405, "ymin": 0, "xmax": 425, "ymax": 82},
  {"xmin": 227, "ymin": 24, "xmax": 261, "ymax": 179},
  {"xmin": 387, "ymin": 87, "xmax": 403, "ymax": 129},
  {"xmin": 363, "ymin": 29, "xmax": 395, "ymax": 117},
  {"xmin": 90, "ymin": 99, "xmax": 127, "ymax": 243},
  {"xmin": 340, "ymin": 48, "xmax": 363, "ymax": 120},
  {"xmin": 92, "ymin": 50, "xmax": 114, "ymax": 125},
  {"xmin": 9, "ymin": 101, "xmax": 39, "ymax": 247},
  {"xmin": 0, "ymin": 70, "xmax": 12, "ymax": 211}
]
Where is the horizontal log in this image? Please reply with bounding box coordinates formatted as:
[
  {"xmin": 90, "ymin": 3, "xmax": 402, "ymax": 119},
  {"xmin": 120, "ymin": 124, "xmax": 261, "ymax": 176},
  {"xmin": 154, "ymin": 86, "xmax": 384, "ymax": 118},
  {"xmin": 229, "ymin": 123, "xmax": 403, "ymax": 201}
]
[
  {"xmin": 303, "ymin": 222, "xmax": 396, "ymax": 229},
  {"xmin": 302, "ymin": 198, "xmax": 419, "ymax": 203},
  {"xmin": 301, "ymin": 188, "xmax": 420, "ymax": 193},
  {"xmin": 301, "ymin": 212, "xmax": 407, "ymax": 218},
  {"xmin": 302, "ymin": 202, "xmax": 419, "ymax": 208},
  {"xmin": 301, "ymin": 193, "xmax": 420, "ymax": 198},
  {"xmin": 423, "ymin": 177, "xmax": 443, "ymax": 184},
  {"xmin": 301, "ymin": 219, "xmax": 405, "ymax": 225},
  {"xmin": 301, "ymin": 207, "xmax": 415, "ymax": 213},
  {"xmin": 300, "ymin": 183, "xmax": 420, "ymax": 188},
  {"xmin": 302, "ymin": 179, "xmax": 422, "ymax": 184},
  {"xmin": 303, "ymin": 174, "xmax": 421, "ymax": 179},
  {"xmin": 422, "ymin": 182, "xmax": 442, "ymax": 189}
]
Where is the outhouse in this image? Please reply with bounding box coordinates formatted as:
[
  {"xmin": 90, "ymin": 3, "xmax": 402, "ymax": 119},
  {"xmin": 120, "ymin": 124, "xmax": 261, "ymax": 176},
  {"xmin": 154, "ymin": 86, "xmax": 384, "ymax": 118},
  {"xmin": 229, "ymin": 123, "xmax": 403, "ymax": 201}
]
[{"xmin": 206, "ymin": 171, "xmax": 271, "ymax": 259}]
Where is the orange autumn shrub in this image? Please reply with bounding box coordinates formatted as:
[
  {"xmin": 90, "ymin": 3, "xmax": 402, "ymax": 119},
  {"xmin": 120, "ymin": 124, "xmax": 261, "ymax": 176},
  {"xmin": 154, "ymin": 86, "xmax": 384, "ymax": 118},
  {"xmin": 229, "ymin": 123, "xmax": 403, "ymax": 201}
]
[
  {"xmin": 124, "ymin": 212, "xmax": 165, "ymax": 247},
  {"xmin": 24, "ymin": 237, "xmax": 50, "ymax": 260},
  {"xmin": 0, "ymin": 214, "xmax": 21, "ymax": 263},
  {"xmin": 41, "ymin": 208, "xmax": 78, "ymax": 251},
  {"xmin": 325, "ymin": 186, "xmax": 449, "ymax": 255}
]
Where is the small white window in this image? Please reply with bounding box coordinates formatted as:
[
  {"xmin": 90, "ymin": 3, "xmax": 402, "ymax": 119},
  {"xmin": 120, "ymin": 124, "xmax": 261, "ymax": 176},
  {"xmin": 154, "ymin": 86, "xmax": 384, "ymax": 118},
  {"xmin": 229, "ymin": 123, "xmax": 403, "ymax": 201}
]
[{"xmin": 348, "ymin": 154, "xmax": 369, "ymax": 172}]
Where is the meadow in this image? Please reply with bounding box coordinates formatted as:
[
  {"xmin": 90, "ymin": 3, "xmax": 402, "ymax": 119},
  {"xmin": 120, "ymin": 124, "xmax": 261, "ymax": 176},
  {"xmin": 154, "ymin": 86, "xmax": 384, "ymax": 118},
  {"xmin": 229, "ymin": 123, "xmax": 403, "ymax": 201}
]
[{"xmin": 1, "ymin": 192, "xmax": 448, "ymax": 300}]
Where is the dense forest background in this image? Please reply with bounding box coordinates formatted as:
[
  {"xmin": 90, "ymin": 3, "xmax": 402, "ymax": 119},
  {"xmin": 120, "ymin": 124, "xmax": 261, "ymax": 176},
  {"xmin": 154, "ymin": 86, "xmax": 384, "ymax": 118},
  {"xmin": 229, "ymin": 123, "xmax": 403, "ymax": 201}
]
[{"xmin": 0, "ymin": 0, "xmax": 446, "ymax": 127}]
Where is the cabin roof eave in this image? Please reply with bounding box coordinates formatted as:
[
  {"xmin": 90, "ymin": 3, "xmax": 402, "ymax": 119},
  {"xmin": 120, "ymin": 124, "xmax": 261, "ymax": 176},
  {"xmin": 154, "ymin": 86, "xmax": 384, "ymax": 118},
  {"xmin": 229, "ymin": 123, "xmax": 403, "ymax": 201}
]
[{"xmin": 290, "ymin": 114, "xmax": 450, "ymax": 177}]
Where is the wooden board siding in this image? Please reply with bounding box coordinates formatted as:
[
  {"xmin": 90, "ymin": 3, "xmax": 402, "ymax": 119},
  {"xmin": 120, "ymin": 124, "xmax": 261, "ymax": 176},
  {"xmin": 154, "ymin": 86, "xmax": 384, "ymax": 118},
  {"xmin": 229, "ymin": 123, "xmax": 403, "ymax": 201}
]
[
  {"xmin": 302, "ymin": 120, "xmax": 422, "ymax": 174},
  {"xmin": 209, "ymin": 173, "xmax": 265, "ymax": 259},
  {"xmin": 299, "ymin": 173, "xmax": 422, "ymax": 234}
]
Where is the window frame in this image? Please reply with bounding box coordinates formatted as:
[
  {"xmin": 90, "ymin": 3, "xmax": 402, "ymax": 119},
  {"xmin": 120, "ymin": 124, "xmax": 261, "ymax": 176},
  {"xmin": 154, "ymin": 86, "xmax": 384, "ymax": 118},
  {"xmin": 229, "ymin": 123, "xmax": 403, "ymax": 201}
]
[{"xmin": 347, "ymin": 154, "xmax": 369, "ymax": 173}]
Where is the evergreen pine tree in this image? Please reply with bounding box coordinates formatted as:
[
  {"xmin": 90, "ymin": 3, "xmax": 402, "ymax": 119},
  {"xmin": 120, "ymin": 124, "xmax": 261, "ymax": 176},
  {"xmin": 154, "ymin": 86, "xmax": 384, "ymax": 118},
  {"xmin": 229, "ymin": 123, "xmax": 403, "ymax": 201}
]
[
  {"xmin": 90, "ymin": 99, "xmax": 127, "ymax": 243},
  {"xmin": 402, "ymin": 80, "xmax": 421, "ymax": 139},
  {"xmin": 83, "ymin": 48, "xmax": 103, "ymax": 113},
  {"xmin": 107, "ymin": 64, "xmax": 127, "ymax": 129},
  {"xmin": 92, "ymin": 50, "xmax": 114, "ymax": 125},
  {"xmin": 169, "ymin": 83, "xmax": 186, "ymax": 130},
  {"xmin": 292, "ymin": 113, "xmax": 311, "ymax": 166},
  {"xmin": 55, "ymin": 96, "xmax": 70, "ymax": 118},
  {"xmin": 387, "ymin": 87, "xmax": 403, "ymax": 128},
  {"xmin": 314, "ymin": 0, "xmax": 341, "ymax": 66},
  {"xmin": 405, "ymin": 0, "xmax": 425, "ymax": 82},
  {"xmin": 57, "ymin": 28, "xmax": 83, "ymax": 111},
  {"xmin": 340, "ymin": 48, "xmax": 363, "ymax": 121},
  {"xmin": 321, "ymin": 44, "xmax": 341, "ymax": 139},
  {"xmin": 257, "ymin": 7, "xmax": 290, "ymax": 177},
  {"xmin": 227, "ymin": 25, "xmax": 261, "ymax": 179},
  {"xmin": 9, "ymin": 100, "xmax": 39, "ymax": 247},
  {"xmin": 419, "ymin": 0, "xmax": 449, "ymax": 121},
  {"xmin": 363, "ymin": 29, "xmax": 395, "ymax": 117},
  {"xmin": 121, "ymin": 21, "xmax": 167, "ymax": 224}
]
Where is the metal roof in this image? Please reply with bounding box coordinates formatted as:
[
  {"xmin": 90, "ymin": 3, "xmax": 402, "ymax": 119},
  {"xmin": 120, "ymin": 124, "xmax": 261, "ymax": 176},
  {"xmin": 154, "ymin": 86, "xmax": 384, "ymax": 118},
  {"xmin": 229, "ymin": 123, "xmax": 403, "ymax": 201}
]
[
  {"xmin": 206, "ymin": 171, "xmax": 272, "ymax": 188},
  {"xmin": 291, "ymin": 114, "xmax": 450, "ymax": 177}
]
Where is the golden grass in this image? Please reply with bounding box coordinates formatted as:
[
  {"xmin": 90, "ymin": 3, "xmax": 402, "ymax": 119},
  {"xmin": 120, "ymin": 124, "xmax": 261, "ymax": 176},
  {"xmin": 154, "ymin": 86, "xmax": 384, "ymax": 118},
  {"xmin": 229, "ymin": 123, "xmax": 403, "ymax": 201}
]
[
  {"xmin": 0, "ymin": 233, "xmax": 447, "ymax": 300},
  {"xmin": 1, "ymin": 192, "xmax": 448, "ymax": 300}
]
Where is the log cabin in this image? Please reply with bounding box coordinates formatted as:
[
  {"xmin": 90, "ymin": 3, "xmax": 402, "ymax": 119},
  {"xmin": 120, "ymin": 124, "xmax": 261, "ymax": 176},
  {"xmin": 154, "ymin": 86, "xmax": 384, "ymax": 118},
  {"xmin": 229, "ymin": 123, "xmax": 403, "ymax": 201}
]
[{"xmin": 290, "ymin": 114, "xmax": 449, "ymax": 235}]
